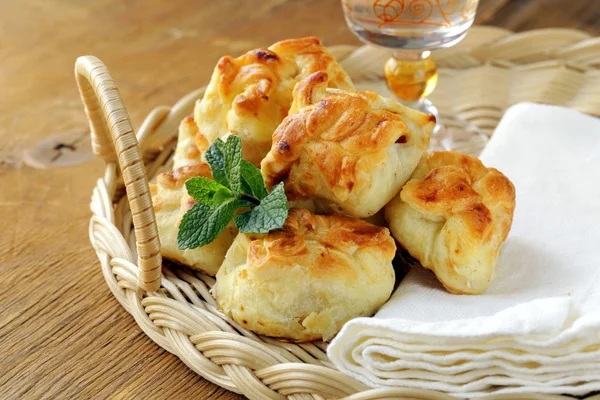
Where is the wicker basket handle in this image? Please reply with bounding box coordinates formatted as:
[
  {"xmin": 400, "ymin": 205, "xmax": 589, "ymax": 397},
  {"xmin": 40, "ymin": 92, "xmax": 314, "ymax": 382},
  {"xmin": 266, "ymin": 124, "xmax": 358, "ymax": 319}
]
[{"xmin": 75, "ymin": 56, "xmax": 162, "ymax": 293}]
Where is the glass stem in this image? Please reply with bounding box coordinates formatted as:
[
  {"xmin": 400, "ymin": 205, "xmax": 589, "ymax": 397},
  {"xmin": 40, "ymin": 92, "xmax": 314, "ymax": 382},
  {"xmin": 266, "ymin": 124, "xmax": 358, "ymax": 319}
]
[
  {"xmin": 392, "ymin": 49, "xmax": 431, "ymax": 61},
  {"xmin": 384, "ymin": 49, "xmax": 439, "ymax": 112},
  {"xmin": 392, "ymin": 51, "xmax": 427, "ymax": 113}
]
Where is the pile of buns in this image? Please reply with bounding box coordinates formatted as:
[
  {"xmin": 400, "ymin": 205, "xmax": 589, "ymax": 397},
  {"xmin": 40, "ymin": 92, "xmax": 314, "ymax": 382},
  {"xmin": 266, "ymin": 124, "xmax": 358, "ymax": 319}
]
[{"xmin": 150, "ymin": 37, "xmax": 516, "ymax": 342}]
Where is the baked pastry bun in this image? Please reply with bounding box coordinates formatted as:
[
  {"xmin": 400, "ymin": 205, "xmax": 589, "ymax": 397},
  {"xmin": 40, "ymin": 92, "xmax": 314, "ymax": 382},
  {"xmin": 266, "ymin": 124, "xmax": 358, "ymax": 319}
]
[
  {"xmin": 385, "ymin": 151, "xmax": 516, "ymax": 294},
  {"xmin": 213, "ymin": 208, "xmax": 396, "ymax": 341},
  {"xmin": 149, "ymin": 164, "xmax": 237, "ymax": 275},
  {"xmin": 194, "ymin": 37, "xmax": 354, "ymax": 166},
  {"xmin": 172, "ymin": 116, "xmax": 209, "ymax": 169},
  {"xmin": 261, "ymin": 71, "xmax": 435, "ymax": 218}
]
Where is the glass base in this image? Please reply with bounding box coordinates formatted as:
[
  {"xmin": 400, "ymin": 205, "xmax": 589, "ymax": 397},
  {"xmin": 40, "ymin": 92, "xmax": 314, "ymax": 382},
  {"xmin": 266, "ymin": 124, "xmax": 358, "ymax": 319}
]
[
  {"xmin": 429, "ymin": 114, "xmax": 489, "ymax": 156},
  {"xmin": 401, "ymin": 99, "xmax": 487, "ymax": 156}
]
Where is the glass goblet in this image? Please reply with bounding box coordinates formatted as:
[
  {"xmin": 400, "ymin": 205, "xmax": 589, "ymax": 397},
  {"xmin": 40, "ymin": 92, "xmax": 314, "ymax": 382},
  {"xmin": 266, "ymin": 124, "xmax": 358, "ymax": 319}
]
[{"xmin": 341, "ymin": 0, "xmax": 488, "ymax": 155}]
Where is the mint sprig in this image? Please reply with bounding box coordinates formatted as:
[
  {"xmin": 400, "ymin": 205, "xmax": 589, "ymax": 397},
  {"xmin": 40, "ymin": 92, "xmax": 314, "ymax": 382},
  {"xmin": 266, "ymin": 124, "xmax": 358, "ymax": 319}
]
[{"xmin": 177, "ymin": 136, "xmax": 289, "ymax": 250}]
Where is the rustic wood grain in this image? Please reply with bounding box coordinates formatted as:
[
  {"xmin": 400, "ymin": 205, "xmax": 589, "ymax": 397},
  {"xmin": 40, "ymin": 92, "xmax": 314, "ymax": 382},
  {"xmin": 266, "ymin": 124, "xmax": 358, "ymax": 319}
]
[{"xmin": 0, "ymin": 1, "xmax": 597, "ymax": 399}]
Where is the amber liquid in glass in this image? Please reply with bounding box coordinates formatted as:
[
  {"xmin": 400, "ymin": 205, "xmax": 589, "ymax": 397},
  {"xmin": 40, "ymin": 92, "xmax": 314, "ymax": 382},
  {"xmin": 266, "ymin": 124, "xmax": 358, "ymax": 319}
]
[{"xmin": 385, "ymin": 51, "xmax": 438, "ymax": 102}]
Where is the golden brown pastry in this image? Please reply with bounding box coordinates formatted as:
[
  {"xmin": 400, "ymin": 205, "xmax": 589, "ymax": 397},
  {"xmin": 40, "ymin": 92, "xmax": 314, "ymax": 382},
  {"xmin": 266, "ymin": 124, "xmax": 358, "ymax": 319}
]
[
  {"xmin": 172, "ymin": 116, "xmax": 209, "ymax": 169},
  {"xmin": 385, "ymin": 151, "xmax": 516, "ymax": 294},
  {"xmin": 150, "ymin": 164, "xmax": 237, "ymax": 275},
  {"xmin": 261, "ymin": 71, "xmax": 435, "ymax": 218},
  {"xmin": 213, "ymin": 208, "xmax": 396, "ymax": 341},
  {"xmin": 195, "ymin": 37, "xmax": 354, "ymax": 166}
]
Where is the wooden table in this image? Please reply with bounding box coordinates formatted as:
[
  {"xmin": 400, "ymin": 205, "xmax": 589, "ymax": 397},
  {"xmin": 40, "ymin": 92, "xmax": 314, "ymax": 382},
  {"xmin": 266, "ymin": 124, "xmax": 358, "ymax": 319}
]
[{"xmin": 1, "ymin": 1, "xmax": 598, "ymax": 398}]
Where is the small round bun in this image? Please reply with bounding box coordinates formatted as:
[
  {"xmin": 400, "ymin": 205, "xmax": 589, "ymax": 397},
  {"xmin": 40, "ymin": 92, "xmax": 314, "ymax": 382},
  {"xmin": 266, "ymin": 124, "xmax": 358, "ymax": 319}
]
[
  {"xmin": 213, "ymin": 208, "xmax": 396, "ymax": 341},
  {"xmin": 385, "ymin": 151, "xmax": 516, "ymax": 294},
  {"xmin": 195, "ymin": 37, "xmax": 354, "ymax": 166},
  {"xmin": 261, "ymin": 71, "xmax": 434, "ymax": 218}
]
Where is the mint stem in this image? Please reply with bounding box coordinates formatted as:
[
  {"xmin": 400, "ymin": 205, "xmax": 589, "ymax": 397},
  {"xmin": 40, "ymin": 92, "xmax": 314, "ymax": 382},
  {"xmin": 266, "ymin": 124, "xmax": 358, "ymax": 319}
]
[{"xmin": 240, "ymin": 193, "xmax": 260, "ymax": 206}]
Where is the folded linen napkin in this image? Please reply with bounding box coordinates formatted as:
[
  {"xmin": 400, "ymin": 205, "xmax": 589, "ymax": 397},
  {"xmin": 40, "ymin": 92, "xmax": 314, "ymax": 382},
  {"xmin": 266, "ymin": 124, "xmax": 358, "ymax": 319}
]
[{"xmin": 328, "ymin": 103, "xmax": 600, "ymax": 398}]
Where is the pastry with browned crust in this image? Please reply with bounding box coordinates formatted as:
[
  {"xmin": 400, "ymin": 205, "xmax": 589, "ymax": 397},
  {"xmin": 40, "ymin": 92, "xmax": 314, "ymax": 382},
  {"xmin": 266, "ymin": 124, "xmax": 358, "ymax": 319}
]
[
  {"xmin": 385, "ymin": 151, "xmax": 516, "ymax": 294},
  {"xmin": 213, "ymin": 208, "xmax": 396, "ymax": 341},
  {"xmin": 195, "ymin": 37, "xmax": 354, "ymax": 166},
  {"xmin": 172, "ymin": 116, "xmax": 209, "ymax": 169},
  {"xmin": 149, "ymin": 164, "xmax": 238, "ymax": 275},
  {"xmin": 261, "ymin": 71, "xmax": 435, "ymax": 218}
]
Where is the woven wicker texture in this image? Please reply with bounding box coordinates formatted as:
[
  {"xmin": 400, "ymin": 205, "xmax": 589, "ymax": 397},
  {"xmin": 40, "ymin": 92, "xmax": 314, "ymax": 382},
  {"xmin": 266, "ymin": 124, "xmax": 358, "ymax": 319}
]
[{"xmin": 80, "ymin": 27, "xmax": 600, "ymax": 400}]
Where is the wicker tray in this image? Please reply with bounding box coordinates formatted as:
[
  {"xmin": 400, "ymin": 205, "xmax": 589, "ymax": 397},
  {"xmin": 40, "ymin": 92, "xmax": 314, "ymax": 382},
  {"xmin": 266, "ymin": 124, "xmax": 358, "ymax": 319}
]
[{"xmin": 78, "ymin": 27, "xmax": 600, "ymax": 400}]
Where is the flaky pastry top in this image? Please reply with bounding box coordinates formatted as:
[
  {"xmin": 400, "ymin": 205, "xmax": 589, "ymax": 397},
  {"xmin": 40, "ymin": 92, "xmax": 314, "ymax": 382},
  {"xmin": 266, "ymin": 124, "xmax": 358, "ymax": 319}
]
[
  {"xmin": 244, "ymin": 208, "xmax": 396, "ymax": 276},
  {"xmin": 261, "ymin": 71, "xmax": 434, "ymax": 203},
  {"xmin": 194, "ymin": 37, "xmax": 354, "ymax": 165},
  {"xmin": 155, "ymin": 163, "xmax": 212, "ymax": 190},
  {"xmin": 401, "ymin": 151, "xmax": 516, "ymax": 244}
]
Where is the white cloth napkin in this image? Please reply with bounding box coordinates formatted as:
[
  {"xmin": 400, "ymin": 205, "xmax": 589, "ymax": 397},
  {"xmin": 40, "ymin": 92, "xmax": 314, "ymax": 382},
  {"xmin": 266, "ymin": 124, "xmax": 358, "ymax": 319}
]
[{"xmin": 328, "ymin": 103, "xmax": 600, "ymax": 398}]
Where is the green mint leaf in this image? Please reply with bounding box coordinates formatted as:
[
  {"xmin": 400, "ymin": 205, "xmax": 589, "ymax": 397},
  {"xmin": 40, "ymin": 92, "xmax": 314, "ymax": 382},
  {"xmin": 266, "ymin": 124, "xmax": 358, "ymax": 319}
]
[
  {"xmin": 177, "ymin": 198, "xmax": 239, "ymax": 250},
  {"xmin": 240, "ymin": 160, "xmax": 267, "ymax": 200},
  {"xmin": 205, "ymin": 135, "xmax": 242, "ymax": 195},
  {"xmin": 185, "ymin": 177, "xmax": 230, "ymax": 205},
  {"xmin": 204, "ymin": 144, "xmax": 226, "ymax": 186},
  {"xmin": 234, "ymin": 182, "xmax": 289, "ymax": 234},
  {"xmin": 213, "ymin": 187, "xmax": 234, "ymax": 205}
]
